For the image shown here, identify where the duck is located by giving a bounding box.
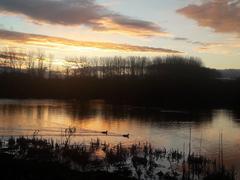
[101,130,108,135]
[122,134,130,138]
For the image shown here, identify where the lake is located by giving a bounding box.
[0,99,239,173]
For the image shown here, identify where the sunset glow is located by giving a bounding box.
[0,0,239,68]
[1,2,240,179]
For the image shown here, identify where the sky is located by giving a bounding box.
[0,0,239,69]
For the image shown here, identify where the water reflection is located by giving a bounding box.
[0,99,239,172]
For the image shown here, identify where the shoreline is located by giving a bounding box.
[0,136,235,180]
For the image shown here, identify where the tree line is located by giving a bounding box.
[0,48,240,108]
[0,48,219,80]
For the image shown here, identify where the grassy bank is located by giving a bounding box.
[0,136,235,180]
[0,153,134,180]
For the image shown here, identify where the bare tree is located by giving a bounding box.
[26,51,35,74]
[48,54,54,78]
[36,50,46,77]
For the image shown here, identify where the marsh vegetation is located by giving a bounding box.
[0,135,235,180]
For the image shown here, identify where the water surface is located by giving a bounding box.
[0,99,239,172]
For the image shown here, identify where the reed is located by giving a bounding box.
[0,136,235,180]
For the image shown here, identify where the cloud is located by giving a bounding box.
[0,29,182,54]
[174,37,188,41]
[177,0,240,35]
[194,39,240,54]
[174,36,240,54]
[174,36,210,46]
[0,0,167,37]
[173,36,236,54]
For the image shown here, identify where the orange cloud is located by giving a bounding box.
[177,0,240,35]
[0,29,182,54]
[0,0,167,37]
[93,17,168,37]
[195,41,240,54]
